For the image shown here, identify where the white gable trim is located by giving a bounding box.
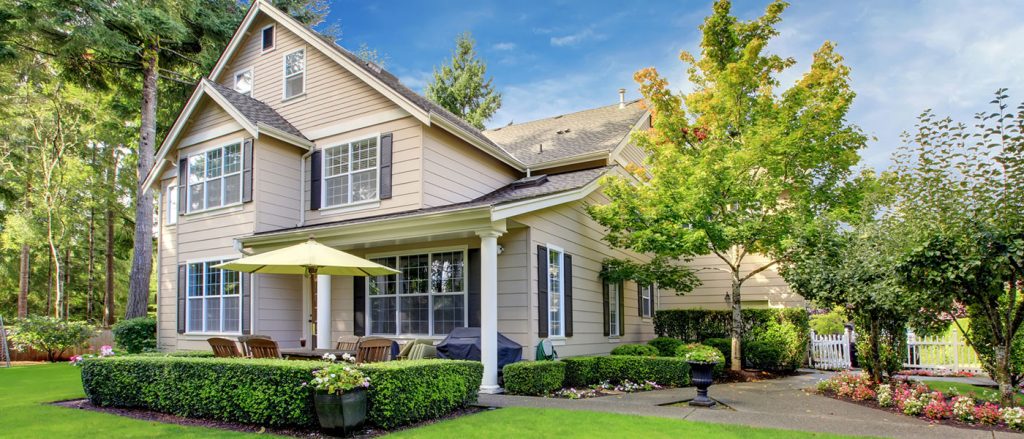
[609,110,652,166]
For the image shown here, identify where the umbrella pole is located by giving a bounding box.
[309,267,318,350]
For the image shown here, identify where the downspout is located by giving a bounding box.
[526,167,531,178]
[298,149,314,227]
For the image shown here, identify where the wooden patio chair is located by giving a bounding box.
[208,337,243,358]
[356,338,393,363]
[246,338,282,359]
[237,334,272,357]
[335,335,361,351]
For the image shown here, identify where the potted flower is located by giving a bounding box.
[308,362,370,434]
[681,344,724,407]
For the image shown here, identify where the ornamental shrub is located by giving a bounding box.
[703,338,732,368]
[595,355,691,387]
[610,343,659,357]
[81,356,481,430]
[502,361,566,396]
[675,343,724,377]
[975,402,1001,424]
[743,320,804,372]
[647,337,684,357]
[562,356,601,388]
[8,316,95,362]
[112,317,157,354]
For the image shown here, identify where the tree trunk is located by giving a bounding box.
[729,273,743,371]
[869,318,882,383]
[88,205,95,322]
[125,42,158,320]
[18,244,29,318]
[46,250,52,316]
[994,344,1015,407]
[104,203,115,328]
[64,248,71,319]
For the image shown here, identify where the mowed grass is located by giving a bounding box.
[0,363,262,438]
[920,379,1024,405]
[386,406,868,439]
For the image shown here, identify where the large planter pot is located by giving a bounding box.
[687,361,717,407]
[314,388,367,434]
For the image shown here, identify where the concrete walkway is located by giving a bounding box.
[478,371,1017,439]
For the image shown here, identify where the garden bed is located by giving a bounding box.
[815,371,1023,434]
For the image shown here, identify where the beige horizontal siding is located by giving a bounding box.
[421,125,518,207]
[254,274,303,348]
[660,253,804,310]
[254,136,302,232]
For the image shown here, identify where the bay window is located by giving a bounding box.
[322,136,378,208]
[186,259,241,333]
[367,249,466,336]
[186,142,242,213]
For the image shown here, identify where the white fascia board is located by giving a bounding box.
[490,173,605,221]
[429,114,526,171]
[529,150,611,172]
[257,122,313,150]
[208,1,263,83]
[608,110,652,164]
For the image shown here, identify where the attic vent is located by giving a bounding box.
[557,128,571,135]
[511,175,548,189]
[365,61,383,74]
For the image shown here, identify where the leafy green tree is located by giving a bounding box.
[888,90,1024,405]
[589,0,866,370]
[9,316,95,362]
[425,32,501,130]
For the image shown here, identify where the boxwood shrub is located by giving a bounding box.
[502,361,566,395]
[703,337,732,368]
[81,356,482,430]
[562,356,690,388]
[647,337,684,357]
[610,343,659,357]
[111,317,157,354]
[562,356,601,388]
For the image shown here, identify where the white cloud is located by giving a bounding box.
[492,42,517,51]
[550,28,603,47]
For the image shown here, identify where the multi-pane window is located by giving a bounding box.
[547,247,565,337]
[261,25,275,51]
[186,260,241,333]
[234,68,253,96]
[283,49,305,99]
[367,250,466,336]
[322,136,378,207]
[608,281,621,337]
[166,186,178,225]
[186,142,242,212]
[640,284,654,318]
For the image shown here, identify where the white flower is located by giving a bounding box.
[1001,406,1024,430]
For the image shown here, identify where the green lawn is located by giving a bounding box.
[920,379,1023,405]
[2,362,862,438]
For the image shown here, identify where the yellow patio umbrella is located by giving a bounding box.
[214,238,398,348]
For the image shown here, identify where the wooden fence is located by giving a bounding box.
[905,327,985,374]
[809,330,852,370]
[8,329,114,362]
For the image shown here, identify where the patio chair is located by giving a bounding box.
[407,343,437,360]
[356,338,393,363]
[396,338,434,360]
[237,334,272,357]
[335,335,361,351]
[247,338,282,359]
[208,337,243,358]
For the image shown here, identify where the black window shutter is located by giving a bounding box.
[353,276,365,336]
[242,138,254,203]
[602,280,610,337]
[618,281,626,336]
[564,254,573,337]
[310,150,322,210]
[536,245,548,338]
[177,265,187,334]
[638,283,644,317]
[177,158,187,215]
[468,249,481,328]
[379,133,393,200]
[241,273,252,335]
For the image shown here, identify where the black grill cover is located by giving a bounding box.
[436,327,522,371]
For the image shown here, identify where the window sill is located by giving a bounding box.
[183,203,244,219]
[549,338,566,346]
[608,337,622,343]
[318,200,380,216]
[181,332,241,340]
[281,93,306,104]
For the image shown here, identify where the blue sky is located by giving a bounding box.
[323,0,1024,169]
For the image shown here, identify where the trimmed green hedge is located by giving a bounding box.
[81,356,481,430]
[610,343,659,357]
[648,337,684,357]
[111,317,157,354]
[502,361,566,396]
[562,356,690,388]
[703,337,732,368]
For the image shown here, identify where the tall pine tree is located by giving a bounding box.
[425,32,502,130]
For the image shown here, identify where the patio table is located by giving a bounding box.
[280,348,355,360]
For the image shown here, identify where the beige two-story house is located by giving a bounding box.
[143,0,800,392]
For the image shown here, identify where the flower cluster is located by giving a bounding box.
[552,380,663,399]
[305,364,370,396]
[922,394,952,420]
[974,402,1002,425]
[69,344,116,366]
[554,387,591,399]
[876,384,894,407]
[817,371,873,400]
[1001,407,1024,430]
[321,352,355,363]
[951,396,976,422]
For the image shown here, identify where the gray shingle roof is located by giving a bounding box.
[252,166,611,236]
[205,79,307,140]
[482,100,648,166]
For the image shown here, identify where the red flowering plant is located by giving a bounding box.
[922,393,952,420]
[974,403,1002,425]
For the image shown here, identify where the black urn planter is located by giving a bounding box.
[687,361,717,407]
[314,389,367,434]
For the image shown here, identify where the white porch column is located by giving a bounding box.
[316,275,332,349]
[477,230,503,394]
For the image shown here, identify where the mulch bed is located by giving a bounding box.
[719,369,793,383]
[815,390,1020,434]
[53,399,487,438]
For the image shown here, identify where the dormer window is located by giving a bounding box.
[283,49,305,100]
[234,68,253,97]
[261,25,275,52]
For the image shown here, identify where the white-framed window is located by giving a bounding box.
[234,68,253,97]
[186,141,243,213]
[547,245,565,338]
[640,284,654,318]
[166,186,178,225]
[283,48,305,99]
[322,135,379,208]
[186,259,241,334]
[608,281,621,337]
[261,25,275,52]
[367,248,467,336]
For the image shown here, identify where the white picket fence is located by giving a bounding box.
[905,326,985,374]
[810,330,852,370]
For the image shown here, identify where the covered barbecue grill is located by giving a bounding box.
[436,327,523,373]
